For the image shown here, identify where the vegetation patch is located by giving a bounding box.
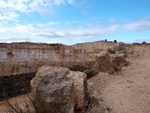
[69,65,98,79]
[69,65,88,72]
[0,73,35,101]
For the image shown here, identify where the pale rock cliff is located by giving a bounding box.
[0,42,88,76]
[72,41,117,54]
[0,41,118,76]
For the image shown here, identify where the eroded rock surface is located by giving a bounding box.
[96,50,127,74]
[0,41,117,76]
[96,52,117,74]
[31,66,75,113]
[0,42,90,76]
[110,53,127,67]
[67,71,89,109]
[31,66,89,112]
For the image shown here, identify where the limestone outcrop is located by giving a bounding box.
[72,41,117,54]
[0,41,123,76]
[96,52,117,74]
[0,42,90,76]
[31,66,89,112]
[110,53,127,67]
[96,50,127,74]
[31,66,75,113]
[67,71,89,109]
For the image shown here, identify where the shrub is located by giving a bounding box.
[0,73,35,101]
[4,93,47,113]
[69,65,87,72]
[114,40,117,43]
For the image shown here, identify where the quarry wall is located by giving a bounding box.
[0,41,117,76]
[72,41,117,54]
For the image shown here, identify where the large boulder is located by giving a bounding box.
[31,66,75,113]
[31,66,89,112]
[67,71,89,109]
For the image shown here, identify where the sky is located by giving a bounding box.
[0,0,150,45]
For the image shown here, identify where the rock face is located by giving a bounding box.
[67,71,89,109]
[0,41,123,76]
[0,42,90,76]
[72,41,117,54]
[96,51,127,74]
[0,41,118,76]
[31,66,89,112]
[110,53,127,67]
[31,66,75,113]
[96,52,117,74]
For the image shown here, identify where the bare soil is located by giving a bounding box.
[88,45,150,113]
[0,94,30,113]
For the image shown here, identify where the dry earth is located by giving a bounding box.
[1,45,150,113]
[88,45,150,113]
[0,94,30,113]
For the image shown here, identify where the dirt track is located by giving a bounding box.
[88,45,150,113]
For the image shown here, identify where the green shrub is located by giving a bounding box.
[0,73,35,101]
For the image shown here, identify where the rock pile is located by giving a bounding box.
[96,46,127,74]
[31,66,89,113]
[96,52,117,74]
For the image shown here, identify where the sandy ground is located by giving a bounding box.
[88,45,150,113]
[0,94,30,113]
[1,45,150,113]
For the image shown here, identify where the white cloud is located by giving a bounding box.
[0,19,150,43]
[0,23,117,40]
[88,19,150,31]
[37,21,58,27]
[0,0,74,21]
[0,12,19,21]
[109,17,115,22]
[125,20,150,31]
[0,36,43,43]
[48,22,58,25]
[67,0,73,4]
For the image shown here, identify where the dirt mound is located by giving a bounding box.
[88,45,150,113]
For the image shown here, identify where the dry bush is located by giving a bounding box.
[4,93,48,113]
[69,65,88,72]
[3,86,48,113]
[5,95,33,113]
[0,73,35,101]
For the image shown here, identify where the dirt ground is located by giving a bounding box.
[0,94,30,113]
[1,45,150,113]
[88,45,150,113]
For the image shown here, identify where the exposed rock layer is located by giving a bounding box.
[67,71,89,109]
[31,66,89,112]
[0,41,117,76]
[31,66,75,113]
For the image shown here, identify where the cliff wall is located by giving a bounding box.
[72,41,117,54]
[0,41,117,76]
[0,42,90,76]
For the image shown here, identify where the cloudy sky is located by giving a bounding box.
[0,0,150,45]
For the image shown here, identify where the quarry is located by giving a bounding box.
[0,40,150,113]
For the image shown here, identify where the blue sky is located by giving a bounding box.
[0,0,150,45]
